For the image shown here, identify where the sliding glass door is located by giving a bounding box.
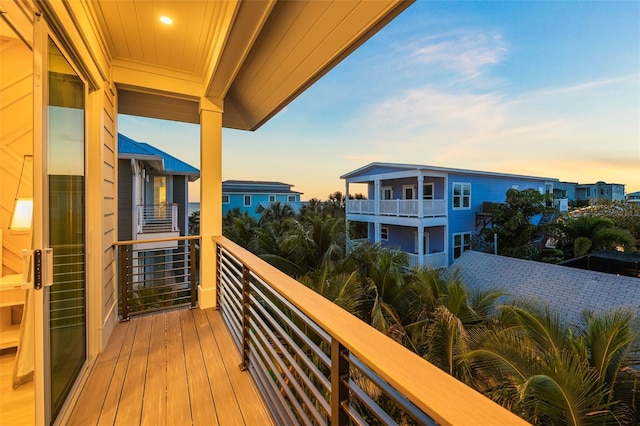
[46,37,87,423]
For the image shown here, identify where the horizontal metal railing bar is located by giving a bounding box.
[249,315,326,425]
[249,351,298,426]
[248,301,331,414]
[250,272,331,346]
[128,273,189,283]
[249,336,312,426]
[214,236,529,426]
[114,235,200,246]
[344,378,397,425]
[250,284,332,379]
[122,290,191,304]
[342,403,368,426]
[348,353,437,426]
[249,276,331,350]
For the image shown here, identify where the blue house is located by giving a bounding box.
[341,162,559,268]
[118,133,199,245]
[626,190,640,203]
[554,181,625,204]
[222,180,303,220]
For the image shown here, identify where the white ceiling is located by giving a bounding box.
[88,0,412,130]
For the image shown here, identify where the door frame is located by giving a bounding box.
[33,15,92,425]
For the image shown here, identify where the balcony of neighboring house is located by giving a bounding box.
[347,198,447,218]
[345,174,448,222]
[135,203,181,249]
[66,235,527,425]
[407,251,448,269]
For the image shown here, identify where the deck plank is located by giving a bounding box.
[193,308,245,425]
[180,309,217,425]
[165,309,191,424]
[67,320,128,425]
[114,315,152,425]
[97,318,139,426]
[205,308,273,425]
[67,308,274,425]
[140,313,167,425]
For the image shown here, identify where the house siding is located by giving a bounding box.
[446,173,548,264]
[100,83,118,347]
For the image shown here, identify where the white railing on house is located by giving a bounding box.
[213,236,527,425]
[346,199,376,214]
[407,251,448,269]
[347,199,446,218]
[136,203,179,234]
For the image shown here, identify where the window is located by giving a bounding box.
[222,195,229,204]
[452,183,471,209]
[423,183,434,200]
[381,187,393,200]
[403,185,415,200]
[243,195,251,206]
[269,195,276,202]
[288,195,296,202]
[585,188,591,198]
[545,183,553,194]
[453,232,471,259]
[381,226,389,241]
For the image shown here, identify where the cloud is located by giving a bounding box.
[406,29,508,77]
[361,86,507,136]
[342,154,387,163]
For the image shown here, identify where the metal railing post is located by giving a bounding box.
[240,264,251,371]
[331,338,349,426]
[120,244,130,321]
[190,238,197,308]
[215,243,221,308]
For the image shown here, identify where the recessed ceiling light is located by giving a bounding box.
[160,16,173,25]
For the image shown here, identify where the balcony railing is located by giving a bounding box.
[407,251,448,269]
[115,236,199,320]
[214,235,527,425]
[136,203,179,234]
[347,199,446,218]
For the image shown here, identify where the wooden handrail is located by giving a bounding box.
[213,235,529,425]
[114,235,200,247]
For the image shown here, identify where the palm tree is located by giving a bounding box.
[264,213,345,277]
[464,304,639,425]
[342,243,410,337]
[404,268,503,381]
[556,215,635,257]
[259,201,294,226]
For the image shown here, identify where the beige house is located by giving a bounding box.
[0,1,526,424]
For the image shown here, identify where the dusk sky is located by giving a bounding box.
[119,1,640,202]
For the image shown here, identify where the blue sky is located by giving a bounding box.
[119,0,639,202]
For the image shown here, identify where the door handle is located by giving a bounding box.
[22,248,53,289]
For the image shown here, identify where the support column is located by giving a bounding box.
[418,227,424,267]
[198,98,223,308]
[374,179,381,216]
[418,174,424,218]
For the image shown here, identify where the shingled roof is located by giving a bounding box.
[450,251,640,326]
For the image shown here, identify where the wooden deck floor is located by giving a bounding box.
[68,308,273,425]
